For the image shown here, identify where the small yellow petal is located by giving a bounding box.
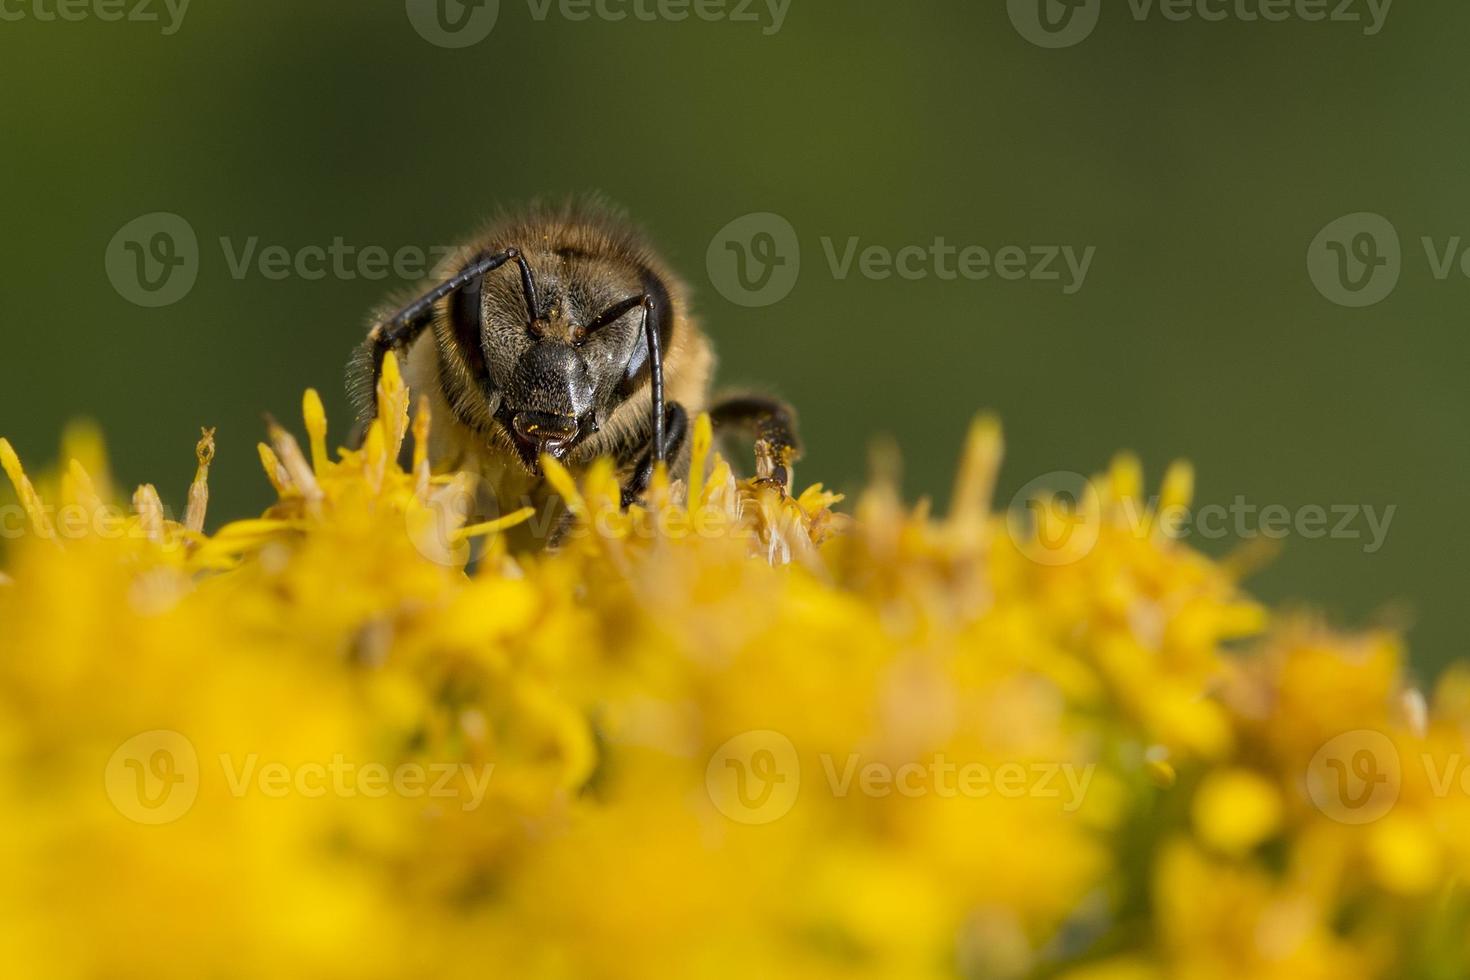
[1192,768,1281,855]
[257,443,289,496]
[1367,815,1442,895]
[541,456,585,522]
[0,438,54,538]
[375,351,410,461]
[948,413,1003,535]
[132,484,165,543]
[453,507,537,542]
[412,395,432,499]
[302,389,329,472]
[1108,452,1143,504]
[687,412,713,508]
[267,419,322,503]
[1155,460,1194,539]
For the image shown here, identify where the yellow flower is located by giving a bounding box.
[0,353,1466,978]
[1192,767,1283,856]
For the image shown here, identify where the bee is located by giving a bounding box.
[349,201,800,542]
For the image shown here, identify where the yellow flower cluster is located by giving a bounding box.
[0,355,1466,979]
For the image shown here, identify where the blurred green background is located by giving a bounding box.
[0,1,1463,673]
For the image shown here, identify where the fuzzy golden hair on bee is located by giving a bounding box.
[349,198,800,540]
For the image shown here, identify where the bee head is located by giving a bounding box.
[455,238,674,473]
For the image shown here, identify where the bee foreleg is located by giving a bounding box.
[621,402,689,508]
[710,395,802,495]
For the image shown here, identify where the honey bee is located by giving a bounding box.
[349,200,800,541]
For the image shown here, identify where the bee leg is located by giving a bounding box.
[710,395,802,495]
[621,402,689,508]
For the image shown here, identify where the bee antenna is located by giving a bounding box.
[582,293,668,463]
[504,247,542,326]
[641,296,666,463]
[364,246,543,407]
